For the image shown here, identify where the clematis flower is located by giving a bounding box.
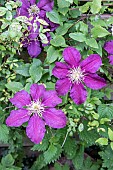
[6,84,67,144]
[52,47,106,105]
[104,40,113,65]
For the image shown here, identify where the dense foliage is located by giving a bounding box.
[0,0,113,169]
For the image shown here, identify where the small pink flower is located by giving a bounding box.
[6,84,67,144]
[52,47,106,105]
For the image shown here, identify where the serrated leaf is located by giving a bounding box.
[30,155,46,170]
[69,33,86,42]
[91,26,110,38]
[96,138,108,145]
[108,128,113,141]
[98,104,113,119]
[0,124,9,143]
[86,38,98,48]
[5,82,23,92]
[1,154,14,167]
[44,145,57,164]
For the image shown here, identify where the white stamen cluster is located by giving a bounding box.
[27,100,44,117]
[68,66,85,84]
[28,5,40,16]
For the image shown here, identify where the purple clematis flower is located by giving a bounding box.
[104,40,113,65]
[52,47,106,105]
[6,84,67,144]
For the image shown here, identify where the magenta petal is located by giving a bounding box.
[63,47,81,67]
[28,41,41,58]
[38,0,54,12]
[104,40,113,54]
[43,108,67,128]
[52,62,69,79]
[10,90,31,108]
[108,55,113,65]
[26,115,46,144]
[6,109,30,127]
[30,84,45,101]
[30,0,36,5]
[70,83,87,105]
[80,54,102,73]
[84,73,106,90]
[42,90,62,107]
[55,78,72,96]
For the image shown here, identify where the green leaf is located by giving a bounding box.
[79,2,91,13]
[69,33,86,42]
[31,155,46,170]
[1,154,14,167]
[96,138,108,145]
[44,145,57,164]
[50,35,66,47]
[5,82,23,92]
[108,128,113,141]
[46,46,59,63]
[98,104,113,119]
[90,0,102,14]
[57,0,70,8]
[110,142,113,150]
[46,10,61,24]
[29,66,42,83]
[86,38,98,48]
[0,124,9,143]
[56,23,72,35]
[91,26,110,38]
[15,64,30,77]
[6,11,12,20]
[0,7,7,16]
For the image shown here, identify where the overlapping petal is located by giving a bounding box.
[42,90,62,107]
[26,115,46,144]
[55,78,72,96]
[28,40,41,58]
[70,83,87,105]
[108,55,113,65]
[43,108,66,128]
[80,54,102,73]
[63,47,81,67]
[84,73,106,90]
[104,40,113,54]
[37,0,54,12]
[10,90,31,108]
[30,84,45,101]
[52,62,69,79]
[6,109,30,127]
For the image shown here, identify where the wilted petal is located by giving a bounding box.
[30,84,45,101]
[43,108,66,128]
[104,40,113,54]
[108,55,113,65]
[80,54,102,73]
[52,62,69,79]
[63,47,81,67]
[10,90,31,108]
[6,109,30,127]
[38,0,54,12]
[84,73,106,90]
[42,90,62,107]
[55,78,72,96]
[26,115,46,144]
[28,41,41,58]
[70,83,87,105]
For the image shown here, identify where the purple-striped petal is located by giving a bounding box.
[38,0,54,12]
[55,78,72,96]
[63,47,81,67]
[30,0,36,5]
[43,108,67,128]
[20,0,30,8]
[70,83,87,105]
[52,62,69,79]
[28,41,41,58]
[42,90,62,107]
[6,109,30,127]
[30,84,45,101]
[108,55,113,65]
[26,115,46,144]
[10,90,31,108]
[80,54,102,73]
[104,40,113,54]
[84,73,106,90]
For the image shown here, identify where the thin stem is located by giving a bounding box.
[61,131,69,148]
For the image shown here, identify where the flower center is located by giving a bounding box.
[28,5,40,16]
[27,100,44,117]
[68,66,85,84]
